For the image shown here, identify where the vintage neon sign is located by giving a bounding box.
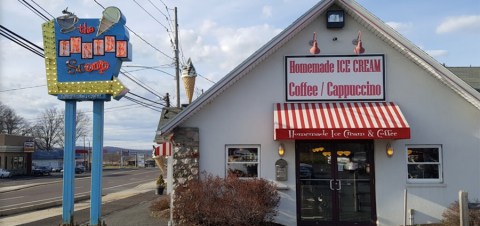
[42,7,132,101]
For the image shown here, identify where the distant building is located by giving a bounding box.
[32,150,64,169]
[0,134,34,175]
[447,67,480,92]
[32,149,90,170]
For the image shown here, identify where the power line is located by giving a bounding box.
[197,73,216,84]
[126,25,174,61]
[21,104,150,123]
[124,96,163,112]
[31,0,55,19]
[93,0,106,9]
[120,70,165,99]
[154,0,172,19]
[0,84,46,93]
[0,31,44,57]
[0,25,44,51]
[122,65,175,78]
[17,0,49,21]
[147,0,175,44]
[0,26,45,58]
[127,91,166,107]
[132,0,172,36]
[93,0,174,61]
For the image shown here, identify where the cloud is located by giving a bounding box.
[436,15,480,34]
[385,21,413,34]
[262,5,273,18]
[179,20,282,81]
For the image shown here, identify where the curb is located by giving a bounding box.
[0,194,91,217]
[0,175,90,193]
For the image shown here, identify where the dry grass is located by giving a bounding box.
[150,195,170,218]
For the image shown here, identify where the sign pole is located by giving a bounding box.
[42,7,131,225]
[90,100,105,226]
[62,100,77,225]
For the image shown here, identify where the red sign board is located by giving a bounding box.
[275,128,410,140]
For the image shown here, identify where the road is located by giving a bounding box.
[0,167,160,216]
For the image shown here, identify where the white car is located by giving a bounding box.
[0,168,12,178]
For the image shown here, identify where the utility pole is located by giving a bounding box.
[174,7,180,108]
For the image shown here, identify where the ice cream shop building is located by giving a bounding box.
[154,0,480,225]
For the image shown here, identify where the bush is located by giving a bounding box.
[156,174,166,187]
[150,195,170,218]
[173,173,280,226]
[150,195,170,212]
[441,201,480,225]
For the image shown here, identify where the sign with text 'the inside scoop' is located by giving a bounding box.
[285,55,385,101]
[42,7,132,101]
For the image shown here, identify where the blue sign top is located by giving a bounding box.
[54,7,132,83]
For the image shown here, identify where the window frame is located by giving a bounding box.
[406,144,443,184]
[225,144,260,178]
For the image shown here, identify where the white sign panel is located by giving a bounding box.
[137,154,145,167]
[285,55,385,101]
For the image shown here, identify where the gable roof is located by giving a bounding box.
[156,0,480,137]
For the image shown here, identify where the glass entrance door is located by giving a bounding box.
[296,141,376,226]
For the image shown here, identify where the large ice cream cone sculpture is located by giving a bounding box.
[153,156,166,175]
[182,58,197,103]
[97,7,125,37]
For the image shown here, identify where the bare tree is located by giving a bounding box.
[57,110,91,148]
[32,107,91,151]
[0,101,30,135]
[0,102,5,133]
[32,108,64,151]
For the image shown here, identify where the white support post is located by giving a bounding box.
[459,190,469,226]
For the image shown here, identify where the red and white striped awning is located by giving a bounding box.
[274,102,410,140]
[152,142,172,158]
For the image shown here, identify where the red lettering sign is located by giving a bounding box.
[94,39,104,56]
[70,37,81,53]
[66,59,110,74]
[59,40,70,56]
[105,36,115,52]
[82,43,93,59]
[116,40,127,58]
[275,128,410,140]
[78,22,95,34]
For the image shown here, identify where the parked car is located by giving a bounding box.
[32,166,51,176]
[60,166,85,174]
[75,166,85,174]
[51,166,63,172]
[0,168,12,178]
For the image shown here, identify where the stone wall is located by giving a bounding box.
[171,127,199,186]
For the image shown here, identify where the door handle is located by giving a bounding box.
[337,180,342,191]
[329,179,334,190]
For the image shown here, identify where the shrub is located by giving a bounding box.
[441,201,480,226]
[173,173,280,226]
[150,195,170,212]
[150,195,170,218]
[156,174,166,187]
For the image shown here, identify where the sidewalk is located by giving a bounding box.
[0,181,170,226]
[97,192,169,226]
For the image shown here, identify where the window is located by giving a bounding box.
[226,145,260,178]
[407,145,442,183]
[12,156,24,170]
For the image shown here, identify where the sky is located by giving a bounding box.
[1,0,479,150]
